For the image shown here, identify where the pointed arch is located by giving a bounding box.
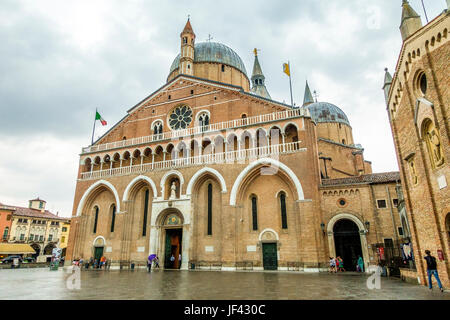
[186,167,227,195]
[230,158,304,206]
[75,180,120,216]
[123,175,158,201]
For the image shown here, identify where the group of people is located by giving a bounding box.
[329,256,345,273]
[72,256,108,269]
[329,256,365,273]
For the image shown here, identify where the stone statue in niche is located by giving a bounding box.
[425,123,444,167]
[169,181,177,199]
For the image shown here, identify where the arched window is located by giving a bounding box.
[110,205,116,233]
[93,206,99,234]
[198,113,210,132]
[280,192,288,229]
[153,121,163,137]
[251,196,258,231]
[143,189,149,237]
[207,184,213,235]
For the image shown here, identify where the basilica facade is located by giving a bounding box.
[66,19,405,272]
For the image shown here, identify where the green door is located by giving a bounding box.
[94,247,103,262]
[262,243,278,270]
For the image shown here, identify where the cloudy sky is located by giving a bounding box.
[0,0,447,217]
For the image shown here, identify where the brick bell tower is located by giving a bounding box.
[179,18,195,76]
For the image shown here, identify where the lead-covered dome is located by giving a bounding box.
[169,42,248,76]
[307,102,350,126]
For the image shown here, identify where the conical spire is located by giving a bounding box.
[382,68,393,106]
[400,0,422,41]
[303,81,314,106]
[401,0,420,24]
[252,55,264,78]
[181,18,195,36]
[250,49,271,99]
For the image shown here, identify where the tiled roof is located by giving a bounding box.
[321,172,400,186]
[29,197,46,202]
[4,204,68,220]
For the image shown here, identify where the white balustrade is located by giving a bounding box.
[80,142,306,180]
[82,108,308,154]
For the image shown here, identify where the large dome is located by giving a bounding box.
[307,102,350,126]
[169,42,248,76]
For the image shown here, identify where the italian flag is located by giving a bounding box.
[95,111,107,126]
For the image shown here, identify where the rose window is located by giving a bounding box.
[168,105,192,130]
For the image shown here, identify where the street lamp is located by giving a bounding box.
[365,221,370,233]
[320,222,326,235]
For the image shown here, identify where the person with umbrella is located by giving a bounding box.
[147,254,156,272]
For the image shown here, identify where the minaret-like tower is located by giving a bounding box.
[400,0,422,41]
[382,68,393,106]
[250,49,271,99]
[302,80,314,107]
[180,18,196,76]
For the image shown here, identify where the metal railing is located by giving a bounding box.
[81,108,309,154]
[80,141,305,180]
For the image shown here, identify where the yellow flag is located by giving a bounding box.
[283,63,290,76]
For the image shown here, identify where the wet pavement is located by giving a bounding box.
[1,268,449,300]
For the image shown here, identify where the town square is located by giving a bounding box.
[0,0,449,304]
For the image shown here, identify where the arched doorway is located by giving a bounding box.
[154,210,184,270]
[92,236,105,265]
[43,243,56,263]
[30,243,40,259]
[333,219,363,271]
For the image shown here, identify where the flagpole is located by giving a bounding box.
[421,0,429,23]
[91,108,97,146]
[288,61,294,108]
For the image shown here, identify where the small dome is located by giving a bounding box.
[307,102,350,126]
[169,42,248,76]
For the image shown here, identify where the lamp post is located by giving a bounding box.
[365,221,370,233]
[320,222,326,235]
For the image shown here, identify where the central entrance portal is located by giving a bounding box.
[262,243,278,270]
[94,246,104,262]
[333,219,363,271]
[164,228,182,269]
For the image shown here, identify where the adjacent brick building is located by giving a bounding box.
[384,1,450,286]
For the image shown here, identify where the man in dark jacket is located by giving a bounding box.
[424,250,444,292]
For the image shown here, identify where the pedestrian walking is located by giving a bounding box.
[147,254,155,272]
[154,256,160,269]
[337,256,345,272]
[170,254,175,268]
[424,250,444,292]
[329,257,336,273]
[100,256,106,269]
[357,256,364,273]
